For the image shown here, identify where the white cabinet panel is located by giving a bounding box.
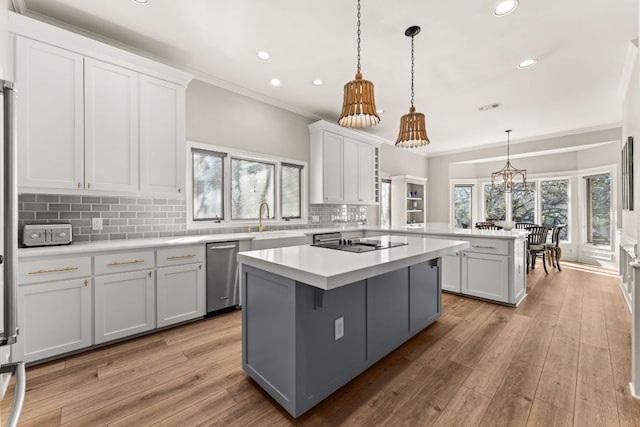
[140,75,185,195]
[84,58,139,192]
[157,263,205,327]
[94,269,155,344]
[343,138,359,202]
[16,37,84,190]
[462,251,509,303]
[441,252,462,293]
[322,131,343,202]
[17,278,91,363]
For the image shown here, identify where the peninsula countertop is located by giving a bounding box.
[237,234,469,290]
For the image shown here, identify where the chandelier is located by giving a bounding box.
[491,129,526,193]
[396,26,429,148]
[338,0,380,129]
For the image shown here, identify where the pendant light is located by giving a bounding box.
[338,0,380,128]
[396,26,429,148]
[491,129,527,193]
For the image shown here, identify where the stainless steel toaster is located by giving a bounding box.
[22,223,73,247]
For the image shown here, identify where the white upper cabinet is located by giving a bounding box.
[16,37,84,190]
[139,75,185,195]
[9,12,192,196]
[309,120,381,205]
[84,58,139,192]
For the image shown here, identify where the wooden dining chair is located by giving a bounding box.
[515,222,536,230]
[545,225,565,271]
[526,226,551,274]
[475,222,503,230]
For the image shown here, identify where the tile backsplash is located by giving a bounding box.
[18,193,369,242]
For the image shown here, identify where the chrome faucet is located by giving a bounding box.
[258,202,270,232]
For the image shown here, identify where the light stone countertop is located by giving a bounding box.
[238,234,470,290]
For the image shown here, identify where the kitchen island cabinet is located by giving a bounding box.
[238,235,468,417]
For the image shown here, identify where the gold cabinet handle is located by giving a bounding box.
[87,183,91,189]
[107,259,145,267]
[77,182,82,189]
[84,279,89,287]
[148,271,152,277]
[29,266,79,275]
[167,254,196,260]
[472,245,498,250]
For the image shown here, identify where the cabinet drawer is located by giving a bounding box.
[19,256,91,285]
[464,238,508,256]
[95,250,155,275]
[157,245,204,268]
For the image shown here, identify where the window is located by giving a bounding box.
[512,182,536,223]
[282,163,302,219]
[231,159,275,220]
[188,142,307,228]
[484,184,506,221]
[454,185,472,228]
[192,149,224,221]
[380,179,391,227]
[586,174,611,245]
[540,179,569,240]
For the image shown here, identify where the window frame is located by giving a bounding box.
[380,176,392,228]
[584,173,612,246]
[186,141,308,230]
[453,183,474,228]
[281,162,303,220]
[191,148,226,222]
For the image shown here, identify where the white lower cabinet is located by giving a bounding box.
[441,252,462,293]
[17,277,92,363]
[94,269,155,344]
[461,251,509,303]
[157,263,205,328]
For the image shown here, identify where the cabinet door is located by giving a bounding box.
[441,252,462,293]
[461,251,509,303]
[84,58,139,192]
[342,138,359,203]
[139,75,185,195]
[322,131,343,202]
[17,278,91,363]
[16,37,84,190]
[94,270,155,344]
[357,143,375,203]
[157,263,205,328]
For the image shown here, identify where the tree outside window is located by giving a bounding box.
[192,150,224,220]
[586,174,611,245]
[512,182,536,224]
[454,185,472,228]
[484,184,506,221]
[540,179,569,240]
[231,159,275,220]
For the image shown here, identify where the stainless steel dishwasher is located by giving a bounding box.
[206,241,240,315]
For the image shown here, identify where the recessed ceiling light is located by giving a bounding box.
[376,109,384,114]
[132,0,149,4]
[477,103,501,111]
[256,51,271,61]
[312,79,324,86]
[269,78,282,87]
[493,0,518,16]
[518,58,537,69]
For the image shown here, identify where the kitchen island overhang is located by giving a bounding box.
[238,235,469,418]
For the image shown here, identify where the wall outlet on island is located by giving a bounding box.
[92,217,103,231]
[334,317,344,340]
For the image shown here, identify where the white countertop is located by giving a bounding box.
[17,223,525,258]
[238,235,470,290]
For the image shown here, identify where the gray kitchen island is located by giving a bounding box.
[237,235,469,418]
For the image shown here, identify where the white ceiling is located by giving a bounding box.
[12,0,639,156]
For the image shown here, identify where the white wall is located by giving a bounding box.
[379,143,428,178]
[0,0,9,79]
[622,54,640,243]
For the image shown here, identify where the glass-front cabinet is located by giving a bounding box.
[391,175,427,227]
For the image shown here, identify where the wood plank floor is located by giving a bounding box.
[3,261,640,426]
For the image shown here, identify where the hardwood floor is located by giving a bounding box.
[3,261,640,426]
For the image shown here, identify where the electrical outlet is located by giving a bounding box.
[92,217,103,231]
[334,317,344,340]
[312,215,319,223]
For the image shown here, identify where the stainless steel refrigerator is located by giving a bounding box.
[0,79,26,426]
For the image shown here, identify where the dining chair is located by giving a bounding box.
[475,222,503,230]
[515,222,536,230]
[545,225,565,271]
[526,226,551,274]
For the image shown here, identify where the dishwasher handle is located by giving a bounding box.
[209,245,238,250]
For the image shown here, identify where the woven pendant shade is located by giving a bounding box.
[396,106,429,148]
[339,73,380,128]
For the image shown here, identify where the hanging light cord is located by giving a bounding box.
[410,33,415,107]
[506,130,511,160]
[356,0,361,74]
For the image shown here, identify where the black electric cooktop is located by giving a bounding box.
[311,238,408,253]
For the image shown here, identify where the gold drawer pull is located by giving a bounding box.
[167,254,196,260]
[107,259,145,266]
[472,245,498,250]
[28,266,79,275]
